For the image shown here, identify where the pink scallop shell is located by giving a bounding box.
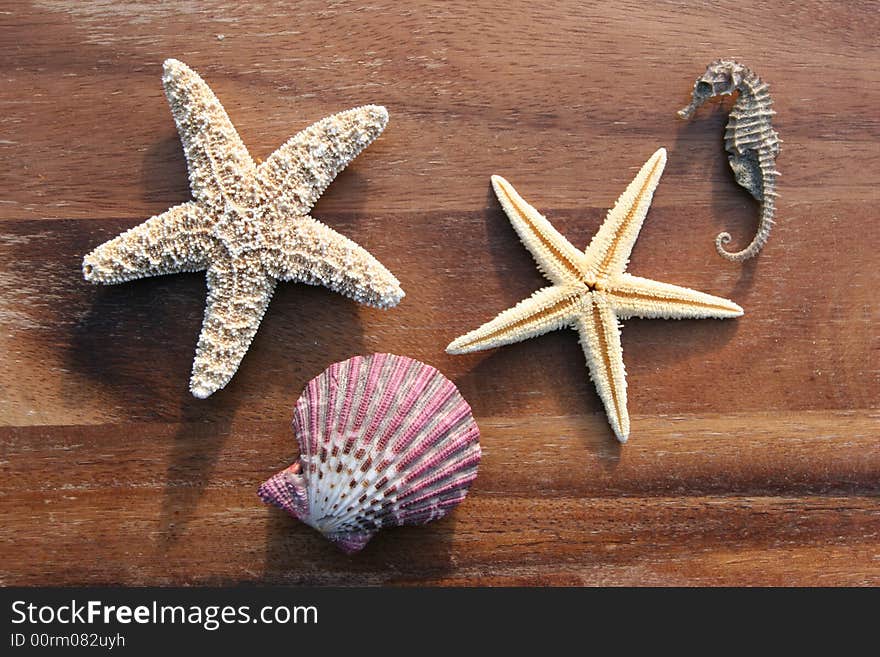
[259,353,481,554]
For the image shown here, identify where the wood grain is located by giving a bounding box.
[1,0,877,586]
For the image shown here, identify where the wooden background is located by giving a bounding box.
[1,1,877,586]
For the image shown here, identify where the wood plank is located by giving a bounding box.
[1,2,877,220]
[1,205,876,426]
[1,412,877,585]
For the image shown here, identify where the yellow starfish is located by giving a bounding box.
[83,59,404,399]
[447,148,743,443]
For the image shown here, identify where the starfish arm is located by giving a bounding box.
[82,202,214,284]
[257,105,389,217]
[189,260,277,398]
[575,296,630,443]
[162,59,256,210]
[261,215,404,309]
[446,285,582,354]
[583,148,667,282]
[490,175,587,286]
[606,274,744,320]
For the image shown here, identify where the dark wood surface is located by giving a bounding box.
[1,1,877,586]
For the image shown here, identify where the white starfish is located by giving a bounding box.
[83,59,404,398]
[447,148,743,443]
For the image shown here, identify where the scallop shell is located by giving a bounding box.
[259,353,481,554]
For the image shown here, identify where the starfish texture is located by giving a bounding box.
[447,148,743,443]
[83,59,404,398]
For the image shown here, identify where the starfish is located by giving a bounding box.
[83,59,404,398]
[447,148,743,443]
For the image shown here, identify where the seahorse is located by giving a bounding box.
[678,60,781,261]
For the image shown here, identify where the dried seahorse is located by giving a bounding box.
[678,60,781,261]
